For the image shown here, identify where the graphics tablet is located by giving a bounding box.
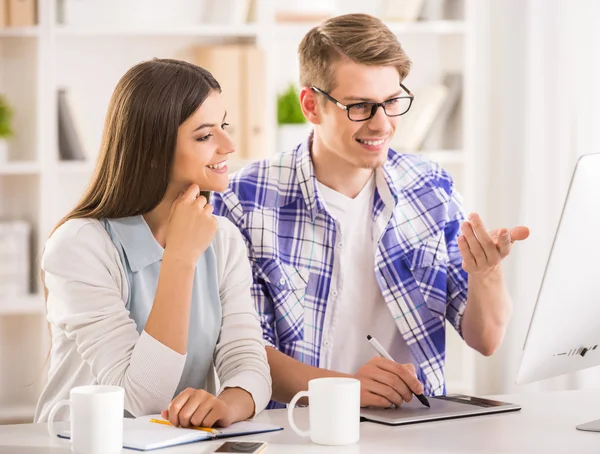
[360,394,521,426]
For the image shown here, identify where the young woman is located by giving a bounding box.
[34,59,271,428]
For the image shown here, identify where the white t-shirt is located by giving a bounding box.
[317,176,412,374]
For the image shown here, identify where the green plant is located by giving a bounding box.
[0,96,13,139]
[277,84,306,125]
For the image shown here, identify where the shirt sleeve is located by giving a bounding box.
[42,221,187,417]
[442,176,469,337]
[213,218,273,416]
[250,276,278,349]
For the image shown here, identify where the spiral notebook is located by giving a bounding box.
[58,414,283,451]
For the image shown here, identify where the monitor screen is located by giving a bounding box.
[517,153,600,385]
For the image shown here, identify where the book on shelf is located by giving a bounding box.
[443,0,464,20]
[393,73,463,153]
[57,0,114,26]
[274,0,336,23]
[0,1,6,28]
[56,0,110,26]
[418,0,444,21]
[0,221,31,298]
[419,0,465,21]
[194,45,246,155]
[383,0,426,22]
[242,46,268,159]
[57,0,207,28]
[57,89,86,161]
[193,44,266,161]
[203,0,253,25]
[7,0,37,27]
[422,73,463,149]
[393,83,448,152]
[275,11,332,23]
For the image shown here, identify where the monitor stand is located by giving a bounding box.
[576,419,600,432]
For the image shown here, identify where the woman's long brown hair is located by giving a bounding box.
[55,58,220,230]
[39,59,221,371]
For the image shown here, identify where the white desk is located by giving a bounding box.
[0,390,598,454]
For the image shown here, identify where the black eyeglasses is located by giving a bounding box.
[310,84,414,122]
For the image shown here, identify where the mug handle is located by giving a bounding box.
[287,391,310,438]
[47,399,70,439]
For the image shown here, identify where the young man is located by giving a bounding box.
[212,13,529,409]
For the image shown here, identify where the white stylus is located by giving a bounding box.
[366,334,430,408]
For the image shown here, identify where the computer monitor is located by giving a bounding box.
[517,152,600,432]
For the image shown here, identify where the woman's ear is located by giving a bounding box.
[300,87,321,125]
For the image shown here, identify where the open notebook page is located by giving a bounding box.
[59,414,282,451]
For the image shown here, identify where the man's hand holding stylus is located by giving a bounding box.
[354,357,424,407]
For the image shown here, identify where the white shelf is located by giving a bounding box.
[386,20,466,35]
[56,161,95,175]
[276,20,465,36]
[55,159,256,175]
[0,294,45,316]
[0,27,39,37]
[54,24,259,38]
[0,162,41,175]
[0,404,36,422]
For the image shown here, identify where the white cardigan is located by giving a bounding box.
[35,216,272,422]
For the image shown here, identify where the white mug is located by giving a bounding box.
[47,385,125,454]
[287,377,360,446]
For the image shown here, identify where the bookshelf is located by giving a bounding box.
[0,294,44,316]
[0,27,39,37]
[274,19,465,37]
[54,161,95,174]
[0,162,41,175]
[54,24,260,37]
[0,0,485,422]
[387,19,466,34]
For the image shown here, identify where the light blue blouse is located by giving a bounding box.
[101,216,221,397]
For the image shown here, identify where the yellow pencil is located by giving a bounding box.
[149,418,220,434]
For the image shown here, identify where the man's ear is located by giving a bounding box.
[300,87,321,125]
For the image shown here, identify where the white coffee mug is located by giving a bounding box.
[287,377,360,446]
[47,385,125,454]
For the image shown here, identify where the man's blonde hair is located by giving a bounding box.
[298,13,411,92]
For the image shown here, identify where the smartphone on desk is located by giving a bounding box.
[213,441,268,453]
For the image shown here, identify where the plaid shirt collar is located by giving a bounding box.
[295,132,400,221]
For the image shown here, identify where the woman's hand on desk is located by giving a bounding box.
[161,388,234,429]
[354,357,424,408]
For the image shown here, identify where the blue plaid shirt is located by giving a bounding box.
[212,138,469,407]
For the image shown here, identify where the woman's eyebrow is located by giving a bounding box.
[193,111,227,132]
